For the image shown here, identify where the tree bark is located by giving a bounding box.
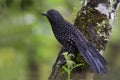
[49,0,120,80]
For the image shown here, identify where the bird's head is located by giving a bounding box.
[42,9,64,22]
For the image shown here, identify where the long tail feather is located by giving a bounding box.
[76,42,107,74]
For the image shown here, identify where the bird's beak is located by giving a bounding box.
[42,12,48,16]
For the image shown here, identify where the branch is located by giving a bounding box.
[48,0,120,80]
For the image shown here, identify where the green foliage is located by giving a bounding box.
[62,52,83,80]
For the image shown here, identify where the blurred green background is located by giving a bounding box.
[0,0,120,80]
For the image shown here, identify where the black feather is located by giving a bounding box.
[42,9,107,74]
[75,42,107,74]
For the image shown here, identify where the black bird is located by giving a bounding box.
[42,9,107,74]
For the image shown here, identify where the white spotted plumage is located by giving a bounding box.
[43,9,107,74]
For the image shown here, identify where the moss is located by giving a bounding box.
[73,53,89,71]
[62,52,88,72]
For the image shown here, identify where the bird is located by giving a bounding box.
[42,9,107,74]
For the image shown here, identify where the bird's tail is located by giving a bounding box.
[76,42,107,74]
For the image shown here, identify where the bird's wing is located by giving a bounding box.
[74,39,107,74]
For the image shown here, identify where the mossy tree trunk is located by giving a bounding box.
[49,0,120,80]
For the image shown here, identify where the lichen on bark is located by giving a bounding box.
[74,1,110,54]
